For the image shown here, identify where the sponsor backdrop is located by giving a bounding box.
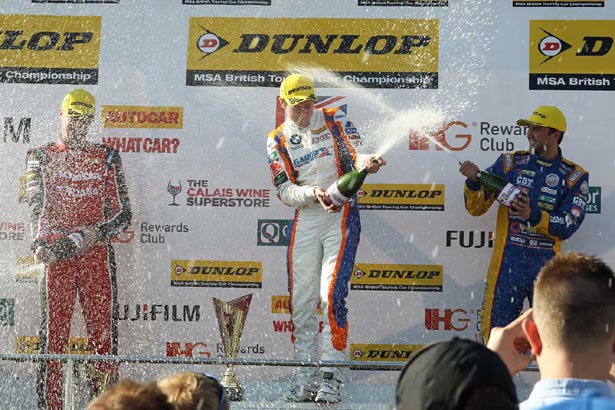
[0,0,613,387]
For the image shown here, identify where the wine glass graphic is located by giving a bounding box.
[167,179,182,206]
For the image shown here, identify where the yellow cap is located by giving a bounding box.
[517,105,566,133]
[279,74,317,106]
[61,89,95,118]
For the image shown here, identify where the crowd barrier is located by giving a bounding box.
[0,353,538,410]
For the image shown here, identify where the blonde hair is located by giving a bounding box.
[87,379,173,410]
[158,371,229,410]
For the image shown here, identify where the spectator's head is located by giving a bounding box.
[86,379,173,410]
[530,251,615,353]
[396,338,518,410]
[158,371,230,410]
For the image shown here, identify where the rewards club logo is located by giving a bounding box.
[425,308,472,331]
[166,341,211,358]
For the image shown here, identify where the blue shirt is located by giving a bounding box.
[521,379,615,410]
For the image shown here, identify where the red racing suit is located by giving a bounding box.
[23,138,132,410]
[464,150,588,341]
[267,107,366,384]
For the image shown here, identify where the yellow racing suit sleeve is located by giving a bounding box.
[463,181,496,216]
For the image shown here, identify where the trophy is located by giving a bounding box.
[213,294,253,401]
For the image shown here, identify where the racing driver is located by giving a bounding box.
[459,105,589,342]
[23,89,132,410]
[267,73,385,404]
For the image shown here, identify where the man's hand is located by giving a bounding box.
[73,225,102,255]
[365,155,386,174]
[487,308,534,376]
[35,245,56,265]
[459,161,480,183]
[314,187,341,213]
[509,192,532,220]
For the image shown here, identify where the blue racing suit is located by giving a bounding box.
[464,150,589,339]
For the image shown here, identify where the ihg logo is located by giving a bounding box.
[257,219,291,246]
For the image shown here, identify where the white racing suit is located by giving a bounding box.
[267,107,366,384]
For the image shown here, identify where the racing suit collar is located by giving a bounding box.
[533,147,562,167]
[56,137,89,151]
[56,137,68,151]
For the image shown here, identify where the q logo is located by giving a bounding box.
[257,219,291,247]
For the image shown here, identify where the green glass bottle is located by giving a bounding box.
[324,167,370,207]
[476,170,522,207]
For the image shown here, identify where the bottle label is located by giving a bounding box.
[325,184,350,207]
[496,183,522,207]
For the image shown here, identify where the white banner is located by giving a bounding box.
[0,1,613,388]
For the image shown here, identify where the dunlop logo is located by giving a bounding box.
[0,15,101,84]
[186,17,439,89]
[529,20,615,90]
[358,184,445,211]
[350,343,422,362]
[352,263,443,291]
[171,260,262,288]
[16,336,90,354]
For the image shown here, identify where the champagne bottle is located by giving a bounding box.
[46,230,85,260]
[476,170,522,207]
[324,167,370,207]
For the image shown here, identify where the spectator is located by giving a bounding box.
[488,252,615,409]
[158,371,230,410]
[396,337,518,410]
[87,379,173,410]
